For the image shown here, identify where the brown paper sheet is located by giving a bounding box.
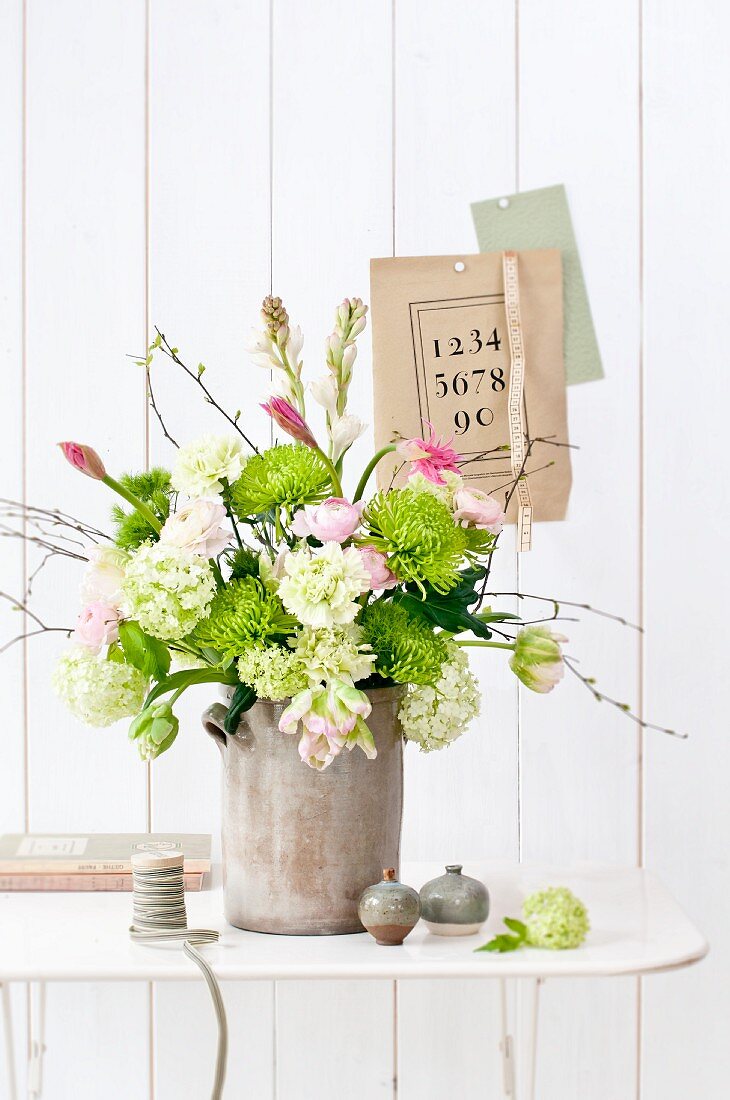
[370,250,571,522]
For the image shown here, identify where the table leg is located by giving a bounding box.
[498,978,515,1096]
[27,982,46,1099]
[521,978,542,1100]
[1,983,18,1100]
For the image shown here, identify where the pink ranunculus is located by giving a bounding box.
[358,545,398,590]
[72,601,121,652]
[291,497,363,543]
[452,487,506,534]
[159,499,233,558]
[396,421,462,486]
[58,441,107,481]
[262,396,318,450]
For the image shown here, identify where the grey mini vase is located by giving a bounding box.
[358,868,421,946]
[419,864,489,936]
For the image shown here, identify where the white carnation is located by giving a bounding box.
[122,541,216,641]
[171,435,245,497]
[399,644,480,752]
[278,542,369,628]
[52,647,147,728]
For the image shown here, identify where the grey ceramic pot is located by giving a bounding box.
[358,868,421,946]
[419,864,489,936]
[202,685,405,936]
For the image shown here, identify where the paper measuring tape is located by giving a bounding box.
[502,250,533,552]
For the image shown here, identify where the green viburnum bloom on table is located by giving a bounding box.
[360,599,448,685]
[231,443,330,520]
[122,541,217,641]
[128,700,180,760]
[171,435,245,497]
[476,886,590,953]
[52,648,147,728]
[192,577,298,662]
[398,643,481,751]
[278,542,370,628]
[236,644,309,701]
[362,488,468,595]
[509,625,567,693]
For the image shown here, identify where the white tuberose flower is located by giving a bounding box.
[278,542,369,628]
[171,435,244,497]
[330,414,367,462]
[159,499,233,557]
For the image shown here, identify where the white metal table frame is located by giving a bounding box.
[0,862,708,1099]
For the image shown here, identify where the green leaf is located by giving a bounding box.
[224,683,257,734]
[143,666,237,709]
[106,642,125,664]
[503,917,527,937]
[118,620,171,682]
[197,362,206,377]
[475,933,523,953]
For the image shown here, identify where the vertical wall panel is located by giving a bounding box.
[270,2,395,1095]
[642,2,730,1097]
[0,2,29,1091]
[518,2,641,1096]
[394,3,518,1096]
[23,1,150,1095]
[146,1,275,1095]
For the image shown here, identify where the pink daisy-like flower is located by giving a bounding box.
[396,421,462,486]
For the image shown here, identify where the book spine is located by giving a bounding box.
[0,873,205,892]
[0,859,210,874]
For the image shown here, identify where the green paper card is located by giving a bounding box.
[471,184,603,385]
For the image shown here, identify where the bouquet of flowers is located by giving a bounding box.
[2,295,680,770]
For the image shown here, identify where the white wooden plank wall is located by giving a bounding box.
[0,1,726,1097]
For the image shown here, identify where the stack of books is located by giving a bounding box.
[0,833,212,891]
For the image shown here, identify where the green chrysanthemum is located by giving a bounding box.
[192,577,298,661]
[362,489,467,594]
[231,444,330,520]
[111,467,173,550]
[360,599,448,685]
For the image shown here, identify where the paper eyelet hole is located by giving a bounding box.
[454,261,465,273]
[498,197,510,209]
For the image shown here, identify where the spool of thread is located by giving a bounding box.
[129,850,227,1099]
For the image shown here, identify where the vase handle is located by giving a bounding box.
[202,702,229,755]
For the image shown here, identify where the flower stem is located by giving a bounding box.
[102,475,161,534]
[353,445,397,503]
[315,448,344,497]
[454,640,515,651]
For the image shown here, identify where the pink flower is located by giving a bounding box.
[452,487,505,534]
[72,601,121,652]
[396,421,462,486]
[159,499,233,557]
[358,545,398,590]
[262,397,318,450]
[279,681,373,770]
[291,497,363,543]
[58,442,107,481]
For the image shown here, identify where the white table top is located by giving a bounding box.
[0,862,707,983]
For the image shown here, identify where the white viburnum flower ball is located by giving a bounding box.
[122,541,216,640]
[278,542,369,628]
[171,435,245,497]
[52,647,147,728]
[399,643,480,752]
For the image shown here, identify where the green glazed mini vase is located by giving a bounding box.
[358,868,421,946]
[419,864,489,936]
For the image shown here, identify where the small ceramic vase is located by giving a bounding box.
[419,864,489,936]
[358,868,421,945]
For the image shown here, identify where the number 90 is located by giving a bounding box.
[453,408,493,435]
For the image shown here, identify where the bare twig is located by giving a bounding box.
[486,592,642,632]
[145,365,179,449]
[0,590,73,655]
[154,329,260,454]
[562,656,687,739]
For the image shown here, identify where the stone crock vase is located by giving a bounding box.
[202,685,405,935]
[419,864,489,936]
[358,868,421,946]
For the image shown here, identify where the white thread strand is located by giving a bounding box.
[129,853,227,1099]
